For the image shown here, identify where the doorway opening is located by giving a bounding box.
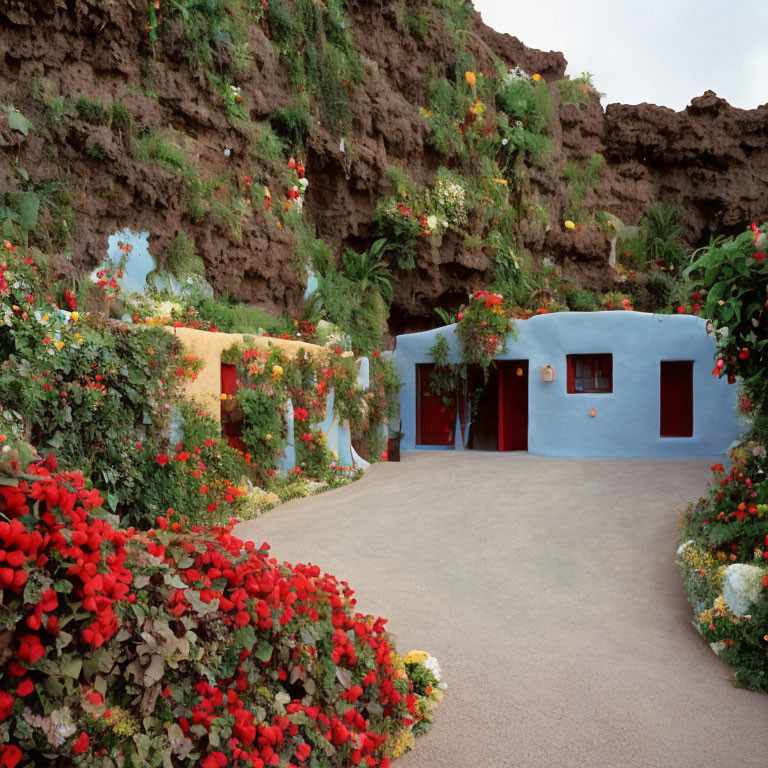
[468,360,529,451]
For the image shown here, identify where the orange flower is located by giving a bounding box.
[465,71,476,86]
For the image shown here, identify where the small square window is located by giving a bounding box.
[567,354,613,394]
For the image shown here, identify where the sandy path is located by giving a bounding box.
[236,452,768,767]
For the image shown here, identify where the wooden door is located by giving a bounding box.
[416,364,456,446]
[660,361,693,437]
[498,361,528,451]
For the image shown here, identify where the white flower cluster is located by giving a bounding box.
[432,178,466,225]
[422,653,442,682]
[504,66,531,83]
[722,563,766,616]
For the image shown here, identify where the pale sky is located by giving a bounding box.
[474,0,768,111]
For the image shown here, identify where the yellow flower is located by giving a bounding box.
[265,434,272,442]
[390,729,416,759]
[465,71,476,86]
[564,220,576,230]
[75,333,84,344]
[532,73,542,82]
[403,650,429,665]
[492,178,508,186]
[272,364,284,378]
[220,393,228,401]
[70,311,79,322]
[54,340,65,350]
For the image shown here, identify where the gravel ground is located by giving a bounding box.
[236,451,768,768]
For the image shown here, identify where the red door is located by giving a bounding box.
[221,363,248,452]
[498,361,528,451]
[416,364,456,446]
[660,361,693,437]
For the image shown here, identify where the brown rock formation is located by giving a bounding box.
[1,0,766,331]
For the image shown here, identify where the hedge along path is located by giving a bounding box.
[167,326,352,419]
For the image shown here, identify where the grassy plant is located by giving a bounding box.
[642,203,688,269]
[267,0,362,135]
[189,291,277,333]
[86,143,108,160]
[252,123,287,169]
[403,10,430,39]
[341,239,394,305]
[556,73,599,109]
[163,232,204,278]
[110,101,131,129]
[131,131,189,171]
[75,96,110,125]
[31,178,76,251]
[561,153,603,221]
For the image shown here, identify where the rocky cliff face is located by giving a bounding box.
[1,0,766,331]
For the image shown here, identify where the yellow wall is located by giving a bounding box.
[167,326,329,419]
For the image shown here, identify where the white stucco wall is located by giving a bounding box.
[394,311,743,458]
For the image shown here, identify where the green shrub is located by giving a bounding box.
[561,153,603,220]
[75,96,110,125]
[131,131,189,171]
[564,288,598,311]
[86,143,108,160]
[252,122,287,167]
[496,77,550,135]
[267,0,296,44]
[163,232,204,278]
[110,100,131,128]
[403,10,430,39]
[190,292,278,334]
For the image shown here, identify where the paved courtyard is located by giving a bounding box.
[236,452,768,767]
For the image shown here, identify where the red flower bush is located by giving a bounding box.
[0,453,439,765]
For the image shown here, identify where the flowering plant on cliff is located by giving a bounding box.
[0,451,442,767]
[455,290,518,370]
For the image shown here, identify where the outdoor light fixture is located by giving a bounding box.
[541,365,556,382]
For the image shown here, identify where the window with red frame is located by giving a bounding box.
[567,354,613,393]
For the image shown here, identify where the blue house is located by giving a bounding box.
[393,311,742,458]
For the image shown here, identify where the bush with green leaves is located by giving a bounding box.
[0,241,253,526]
[675,221,768,691]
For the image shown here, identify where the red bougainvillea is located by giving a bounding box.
[0,452,440,766]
